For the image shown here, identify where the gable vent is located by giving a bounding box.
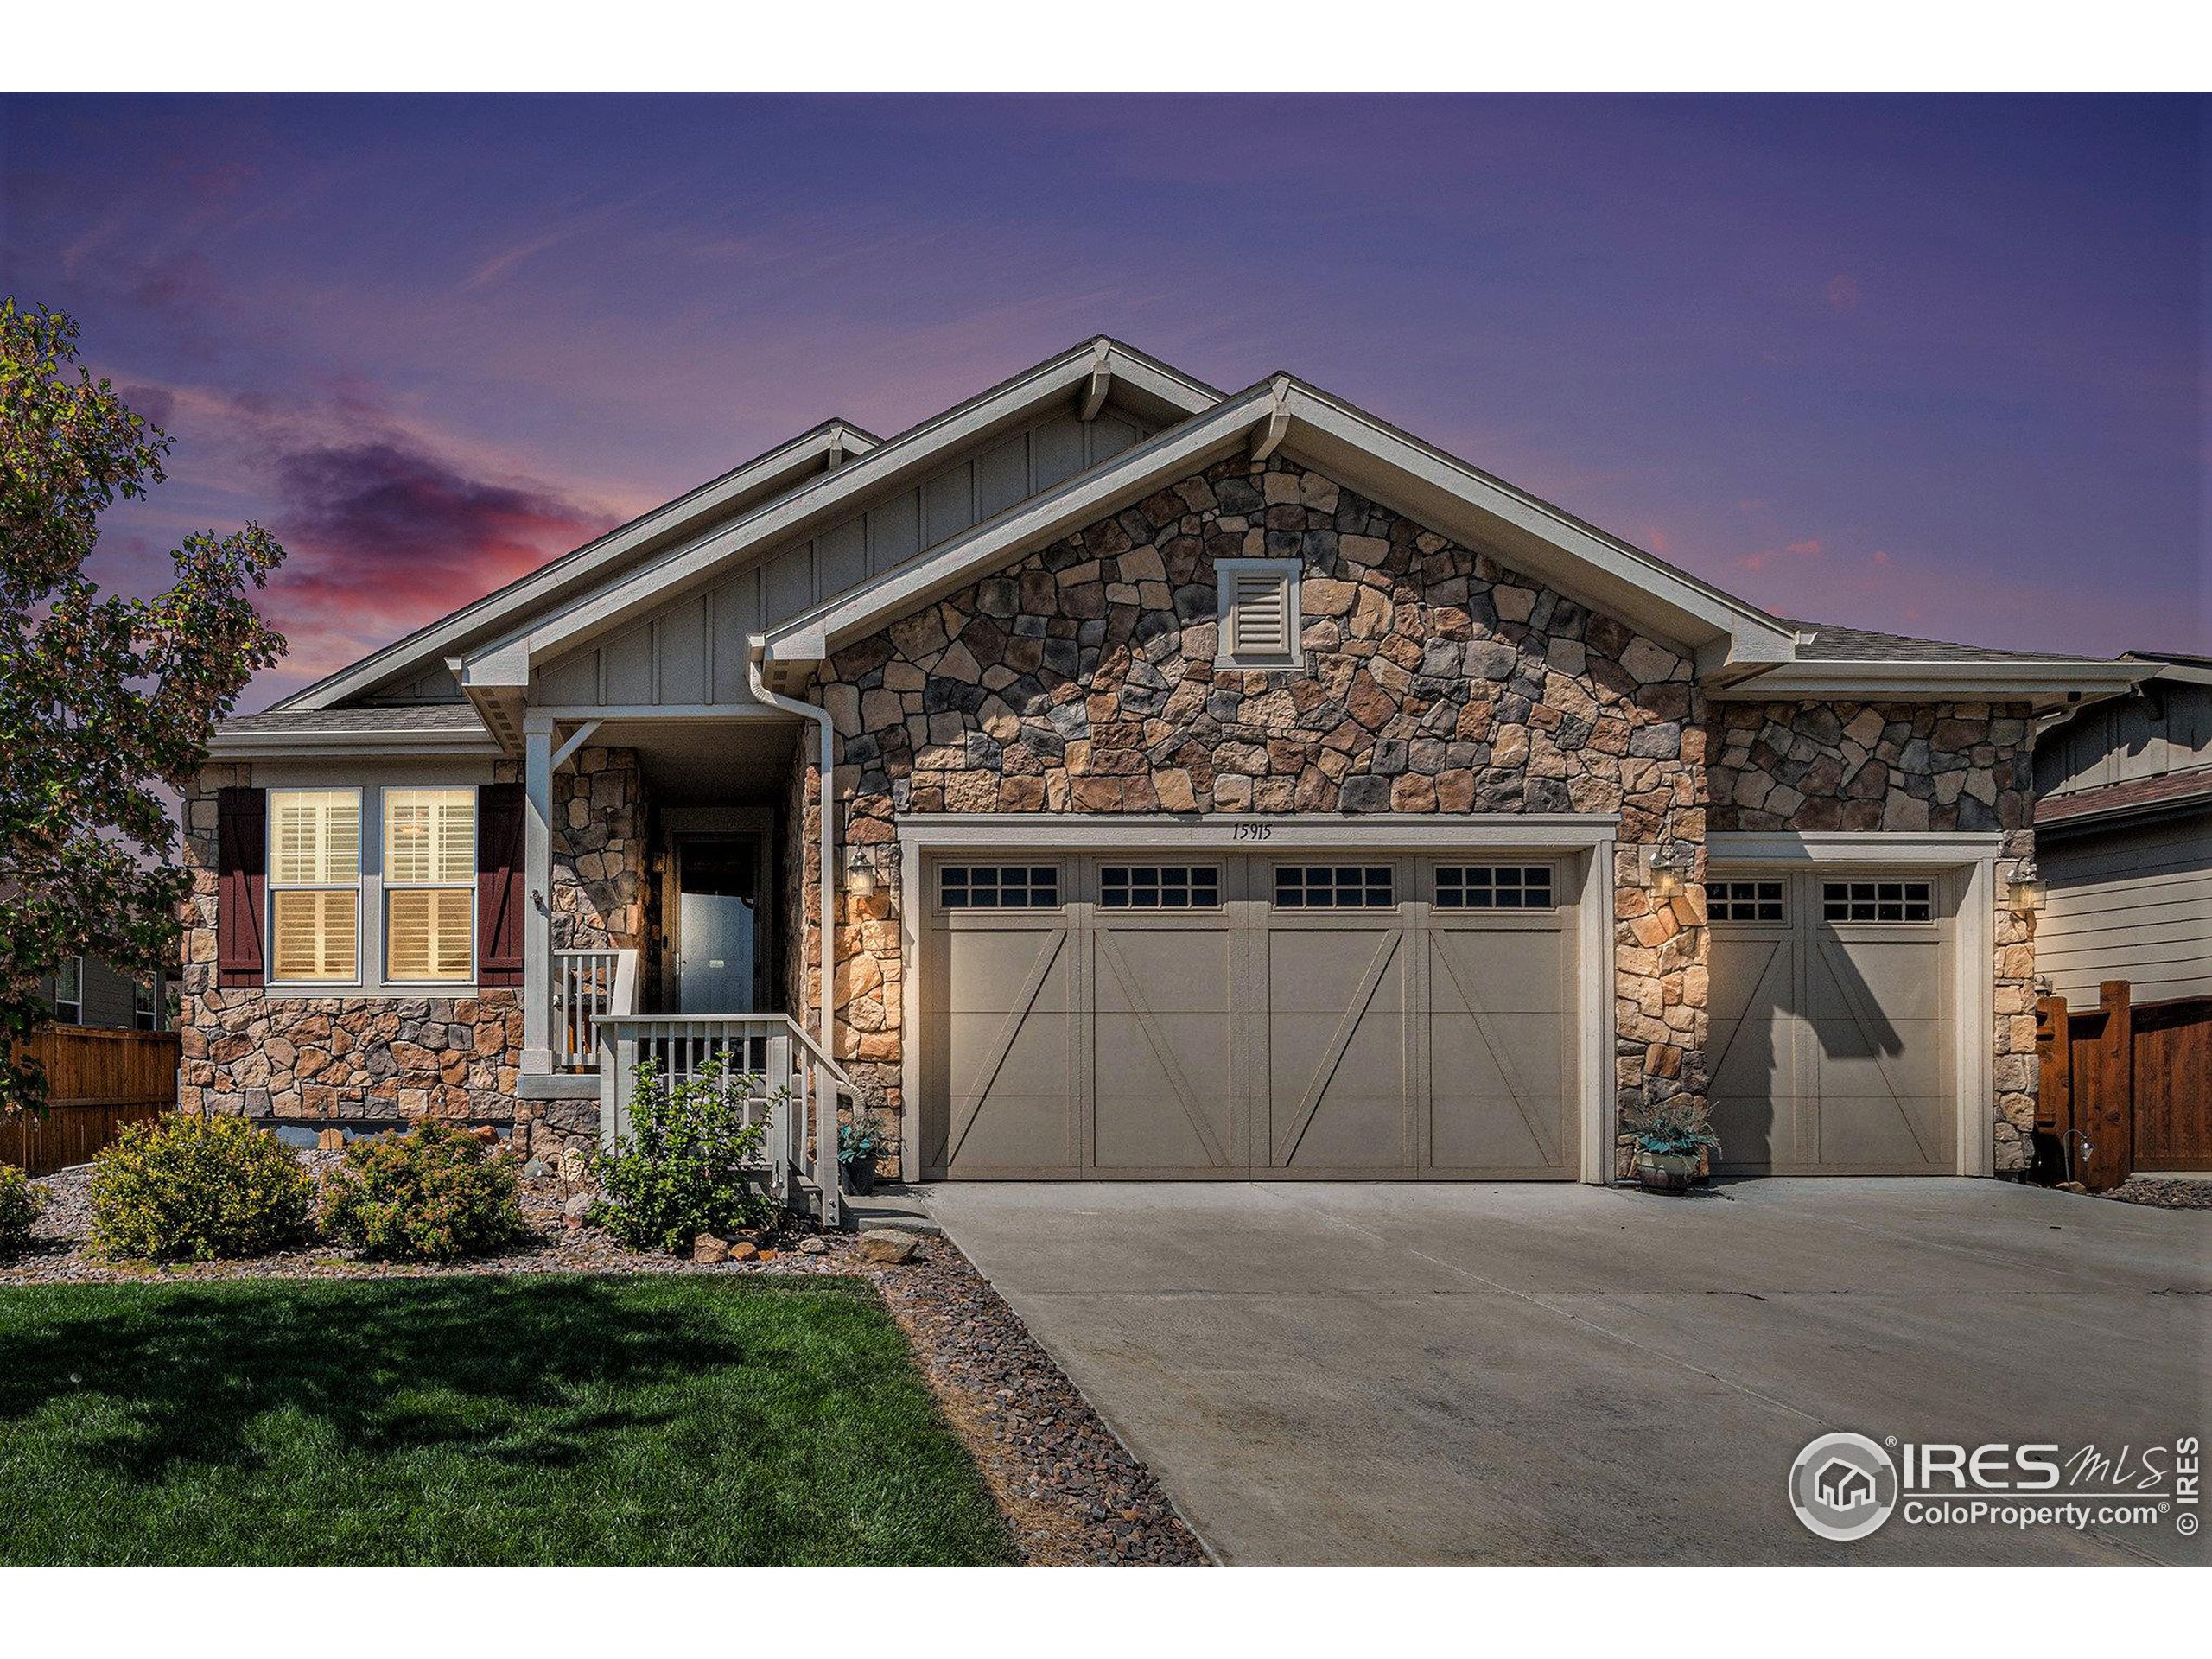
[1217,558,1301,670]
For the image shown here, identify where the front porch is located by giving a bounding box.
[509,710,849,1224]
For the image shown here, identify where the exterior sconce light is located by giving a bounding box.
[2009,856,2046,913]
[843,842,893,899]
[1643,843,1695,900]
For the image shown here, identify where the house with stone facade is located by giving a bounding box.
[182,339,2152,1205]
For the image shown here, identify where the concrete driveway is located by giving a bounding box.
[923,1179,2210,1565]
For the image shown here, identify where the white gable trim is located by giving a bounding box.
[757,378,1803,683]
[453,340,1224,692]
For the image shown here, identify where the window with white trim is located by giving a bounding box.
[1435,865,1554,910]
[1821,879,1934,924]
[1215,558,1301,670]
[1100,865,1221,909]
[52,955,83,1024]
[385,788,476,982]
[269,789,361,982]
[1274,865,1395,909]
[134,977,158,1031]
[939,865,1060,910]
[1708,880,1785,923]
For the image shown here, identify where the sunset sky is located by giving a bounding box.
[3,92,2202,706]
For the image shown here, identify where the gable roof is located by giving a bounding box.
[449,337,1223,699]
[239,337,2158,747]
[274,417,882,712]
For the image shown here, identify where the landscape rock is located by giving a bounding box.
[857,1229,919,1264]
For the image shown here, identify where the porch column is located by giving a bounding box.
[521,718,555,1075]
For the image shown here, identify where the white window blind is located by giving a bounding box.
[269,790,360,982]
[385,788,475,982]
[1216,559,1301,669]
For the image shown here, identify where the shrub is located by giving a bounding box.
[89,1114,314,1262]
[0,1162,43,1254]
[591,1058,779,1252]
[321,1122,529,1261]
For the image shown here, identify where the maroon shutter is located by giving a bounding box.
[216,787,267,986]
[477,783,525,986]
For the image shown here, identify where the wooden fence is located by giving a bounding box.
[1,1025,179,1176]
[2037,982,2212,1190]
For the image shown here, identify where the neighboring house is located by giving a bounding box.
[2032,653,2212,1003]
[181,339,2151,1190]
[34,953,170,1032]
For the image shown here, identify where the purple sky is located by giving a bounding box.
[3,93,2202,707]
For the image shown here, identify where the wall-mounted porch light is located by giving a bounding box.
[843,842,895,899]
[2008,856,2046,913]
[1641,842,1697,901]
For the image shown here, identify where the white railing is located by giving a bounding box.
[594,1013,849,1229]
[553,948,638,1071]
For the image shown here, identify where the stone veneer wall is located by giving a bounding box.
[176,749,648,1157]
[1706,700,2039,1169]
[812,456,1711,1177]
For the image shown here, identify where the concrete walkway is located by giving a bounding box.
[923,1179,2211,1565]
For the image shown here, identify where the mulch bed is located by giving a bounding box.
[0,1155,1208,1566]
[2091,1176,2212,1210]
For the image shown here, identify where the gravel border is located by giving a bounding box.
[0,1157,1207,1566]
[2090,1176,2212,1210]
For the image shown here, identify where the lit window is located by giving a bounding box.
[1215,559,1301,670]
[1435,865,1554,910]
[269,790,360,982]
[1100,865,1221,909]
[385,788,476,982]
[53,956,83,1025]
[1821,880,1934,924]
[1275,865,1395,909]
[1709,880,1785,923]
[940,865,1060,910]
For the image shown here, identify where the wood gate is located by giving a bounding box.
[2037,982,2212,1189]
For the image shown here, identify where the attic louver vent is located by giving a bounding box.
[1216,558,1301,670]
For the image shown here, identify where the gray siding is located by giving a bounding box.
[41,955,158,1030]
[2037,682,2212,798]
[2037,810,2212,1004]
[535,406,1151,709]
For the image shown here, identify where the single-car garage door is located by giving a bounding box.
[1707,868,1958,1175]
[918,850,1580,1180]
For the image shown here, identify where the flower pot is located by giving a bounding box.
[1636,1151,1698,1194]
[842,1158,876,1197]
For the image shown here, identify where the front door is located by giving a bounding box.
[675,835,765,1014]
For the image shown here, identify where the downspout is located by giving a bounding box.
[747,641,836,1057]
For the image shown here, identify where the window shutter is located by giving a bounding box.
[217,787,267,986]
[477,783,525,987]
[1232,569,1290,657]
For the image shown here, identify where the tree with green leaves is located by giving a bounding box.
[1,300,287,1114]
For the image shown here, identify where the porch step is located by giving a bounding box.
[842,1185,942,1236]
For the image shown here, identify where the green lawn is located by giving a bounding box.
[0,1275,1016,1565]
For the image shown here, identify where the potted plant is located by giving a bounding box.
[838,1115,887,1197]
[1625,1099,1721,1194]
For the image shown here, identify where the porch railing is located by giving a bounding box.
[553,948,639,1072]
[594,1014,849,1229]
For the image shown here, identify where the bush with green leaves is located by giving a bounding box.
[88,1113,315,1261]
[0,1161,44,1254]
[320,1122,529,1261]
[1625,1096,1722,1159]
[590,1058,779,1252]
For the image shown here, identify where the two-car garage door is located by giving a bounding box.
[918,849,1581,1180]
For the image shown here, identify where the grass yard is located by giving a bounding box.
[0,1274,1016,1565]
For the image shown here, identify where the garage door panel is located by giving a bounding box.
[1709,938,1787,1023]
[1808,1019,1951,1099]
[1266,929,1405,1014]
[945,926,1073,1013]
[1815,1093,1948,1169]
[1710,1090,1790,1169]
[1278,1092,1413,1170]
[1807,937,1944,1022]
[1430,1011,1565,1098]
[946,1094,1078,1171]
[1093,1094,1232,1171]
[1431,931,1566,1014]
[1431,1093,1562,1171]
[942,925,1077,1176]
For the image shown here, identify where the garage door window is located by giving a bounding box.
[1434,865,1554,910]
[1100,865,1221,908]
[1709,879,1784,922]
[1821,880,1933,923]
[940,865,1060,910]
[1274,865,1395,909]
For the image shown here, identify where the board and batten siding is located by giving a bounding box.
[2037,810,2212,1003]
[535,405,1151,710]
[2036,681,2212,798]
